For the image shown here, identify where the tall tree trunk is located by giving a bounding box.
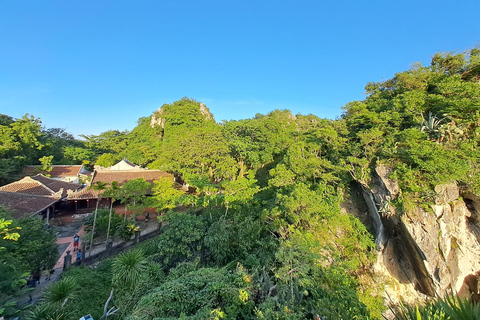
[90,198,100,256]
[239,160,244,178]
[107,198,114,240]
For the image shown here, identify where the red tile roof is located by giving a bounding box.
[66,187,101,200]
[30,175,82,197]
[0,174,82,218]
[93,170,173,186]
[66,170,174,200]
[0,192,60,218]
[23,165,83,178]
[0,175,81,198]
[0,177,55,196]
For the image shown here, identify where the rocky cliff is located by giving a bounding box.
[150,102,213,130]
[349,165,480,306]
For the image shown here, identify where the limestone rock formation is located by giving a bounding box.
[198,103,213,121]
[150,107,167,129]
[150,100,214,130]
[350,165,480,306]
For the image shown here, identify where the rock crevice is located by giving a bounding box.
[351,165,480,302]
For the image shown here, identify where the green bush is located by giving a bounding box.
[397,294,480,320]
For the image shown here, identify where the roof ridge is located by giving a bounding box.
[24,164,82,167]
[30,174,57,194]
[0,190,60,199]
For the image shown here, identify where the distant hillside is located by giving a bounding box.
[2,47,480,319]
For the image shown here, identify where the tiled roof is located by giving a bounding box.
[67,187,101,200]
[0,174,80,217]
[0,177,55,196]
[30,175,81,197]
[0,191,60,218]
[66,170,174,200]
[81,170,93,177]
[23,165,83,178]
[0,175,81,198]
[93,170,173,186]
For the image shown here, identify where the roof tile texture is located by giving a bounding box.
[0,178,53,196]
[93,170,173,186]
[30,175,81,197]
[23,165,83,178]
[0,192,59,218]
[0,175,81,198]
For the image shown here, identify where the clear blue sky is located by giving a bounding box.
[1,1,478,137]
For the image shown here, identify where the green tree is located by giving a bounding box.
[63,146,95,166]
[38,155,54,176]
[103,181,121,240]
[95,153,120,168]
[13,216,58,273]
[80,130,129,156]
[120,116,163,167]
[222,174,259,216]
[130,265,253,320]
[153,177,184,213]
[155,211,207,268]
[41,127,81,164]
[120,178,151,219]
[89,181,108,253]
[155,126,237,181]
[0,114,44,184]
[0,207,58,318]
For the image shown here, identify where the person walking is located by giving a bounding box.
[76,249,83,266]
[73,233,79,251]
[63,250,72,270]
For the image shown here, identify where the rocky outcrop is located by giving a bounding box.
[352,165,480,305]
[150,108,167,129]
[150,102,214,130]
[198,103,213,121]
[402,184,480,297]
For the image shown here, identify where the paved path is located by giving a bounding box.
[54,226,85,269]
[16,214,162,310]
[17,220,84,308]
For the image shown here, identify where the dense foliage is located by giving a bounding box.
[2,47,480,319]
[0,114,92,184]
[0,207,58,317]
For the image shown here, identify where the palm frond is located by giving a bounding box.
[112,249,148,289]
[43,276,78,305]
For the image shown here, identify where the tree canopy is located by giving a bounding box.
[3,46,480,320]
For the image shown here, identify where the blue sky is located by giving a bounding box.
[1,1,479,137]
